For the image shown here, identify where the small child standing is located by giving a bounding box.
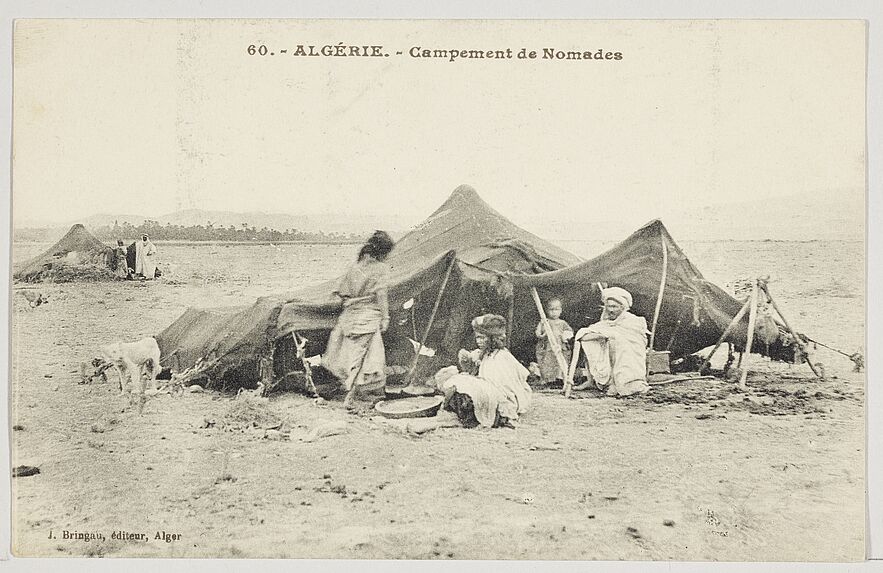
[535,298,574,386]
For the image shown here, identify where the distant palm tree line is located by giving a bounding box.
[92,220,362,243]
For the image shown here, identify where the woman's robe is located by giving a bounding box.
[441,348,532,427]
[322,258,389,392]
[112,247,129,279]
[573,311,649,397]
[135,240,157,278]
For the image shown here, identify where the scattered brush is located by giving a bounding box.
[19,259,116,283]
[220,387,280,432]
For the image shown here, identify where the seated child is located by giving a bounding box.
[535,297,574,386]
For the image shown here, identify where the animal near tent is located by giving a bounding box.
[155,184,806,392]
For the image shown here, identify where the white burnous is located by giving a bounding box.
[134,234,157,279]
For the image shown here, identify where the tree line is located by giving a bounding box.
[30,220,361,243]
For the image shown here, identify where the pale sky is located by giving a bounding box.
[12,20,866,231]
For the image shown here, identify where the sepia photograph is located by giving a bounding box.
[7,17,870,562]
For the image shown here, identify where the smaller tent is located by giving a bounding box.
[13,224,116,282]
[511,220,791,362]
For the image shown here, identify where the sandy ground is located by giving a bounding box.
[9,241,866,560]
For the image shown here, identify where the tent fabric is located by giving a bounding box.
[385,184,582,273]
[13,224,114,282]
[274,251,458,335]
[156,296,283,390]
[509,220,778,361]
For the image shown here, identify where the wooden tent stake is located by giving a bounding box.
[698,296,753,374]
[404,257,457,386]
[649,236,669,350]
[567,334,583,388]
[759,283,824,379]
[530,287,572,398]
[737,280,759,390]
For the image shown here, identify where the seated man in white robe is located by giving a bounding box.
[571,287,650,397]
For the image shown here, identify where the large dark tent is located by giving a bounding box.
[156,184,791,391]
[157,185,582,388]
[13,224,115,282]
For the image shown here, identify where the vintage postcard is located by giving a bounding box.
[9,19,866,560]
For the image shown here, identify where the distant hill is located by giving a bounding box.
[14,192,865,244]
[666,194,864,242]
[521,192,865,243]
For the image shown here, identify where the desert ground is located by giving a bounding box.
[10,239,866,560]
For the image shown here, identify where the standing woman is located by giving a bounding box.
[112,240,130,279]
[323,231,395,409]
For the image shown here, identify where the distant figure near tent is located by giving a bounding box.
[323,231,395,409]
[112,240,130,279]
[572,287,650,397]
[134,234,157,279]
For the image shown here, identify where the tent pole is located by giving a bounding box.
[698,296,753,374]
[759,282,824,379]
[506,293,515,343]
[664,304,691,352]
[404,257,457,386]
[567,335,583,386]
[737,279,760,391]
[649,236,669,350]
[530,287,572,398]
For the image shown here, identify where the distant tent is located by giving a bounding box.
[156,184,789,391]
[13,224,115,282]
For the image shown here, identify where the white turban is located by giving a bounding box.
[602,287,633,309]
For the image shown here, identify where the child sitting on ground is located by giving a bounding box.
[535,297,574,387]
